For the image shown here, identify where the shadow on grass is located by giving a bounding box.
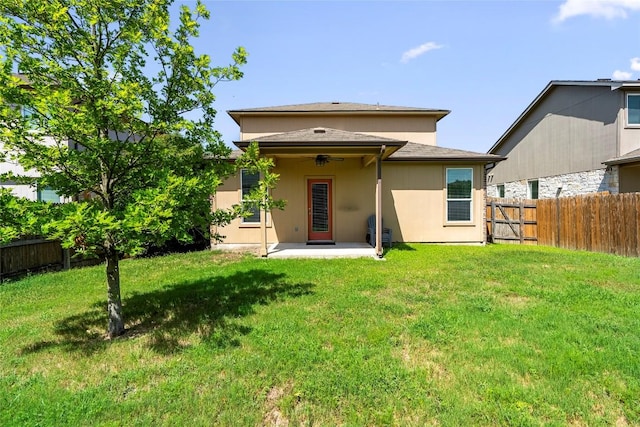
[388,243,416,251]
[22,269,314,355]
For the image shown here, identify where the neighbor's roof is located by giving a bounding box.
[235,127,406,146]
[604,148,640,166]
[228,102,450,125]
[390,142,506,163]
[488,79,640,155]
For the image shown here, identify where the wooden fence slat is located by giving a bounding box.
[487,193,640,257]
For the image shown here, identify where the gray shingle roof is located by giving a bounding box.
[604,148,640,165]
[389,142,506,162]
[240,127,406,145]
[229,102,449,114]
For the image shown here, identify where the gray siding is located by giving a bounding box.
[488,85,620,185]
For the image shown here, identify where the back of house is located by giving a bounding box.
[213,101,504,255]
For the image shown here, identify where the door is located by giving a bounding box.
[307,179,332,241]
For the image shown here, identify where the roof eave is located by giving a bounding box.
[603,156,640,166]
[387,155,507,163]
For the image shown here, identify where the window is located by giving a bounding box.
[37,186,60,203]
[627,94,640,125]
[528,180,539,200]
[497,184,505,198]
[240,169,260,224]
[446,168,473,222]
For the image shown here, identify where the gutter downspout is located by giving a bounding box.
[375,145,386,258]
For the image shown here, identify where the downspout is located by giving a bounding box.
[375,145,386,258]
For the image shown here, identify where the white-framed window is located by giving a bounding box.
[240,169,260,224]
[497,184,505,198]
[527,179,539,200]
[446,168,473,222]
[627,93,640,126]
[37,186,61,203]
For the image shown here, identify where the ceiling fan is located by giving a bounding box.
[313,154,344,166]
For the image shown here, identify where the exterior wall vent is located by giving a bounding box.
[314,128,326,133]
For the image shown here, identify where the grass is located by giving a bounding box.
[1,244,639,426]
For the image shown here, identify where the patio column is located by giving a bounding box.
[375,145,386,258]
[259,179,268,257]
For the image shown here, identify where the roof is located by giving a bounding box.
[604,148,640,166]
[232,127,504,163]
[228,102,450,125]
[488,79,640,154]
[236,127,406,145]
[389,142,506,163]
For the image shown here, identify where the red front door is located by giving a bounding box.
[307,179,332,241]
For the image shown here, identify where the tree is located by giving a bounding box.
[0,0,275,338]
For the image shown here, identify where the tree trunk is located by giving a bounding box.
[105,246,125,338]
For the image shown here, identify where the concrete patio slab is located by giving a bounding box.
[267,242,377,259]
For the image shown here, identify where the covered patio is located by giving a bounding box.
[267,242,377,259]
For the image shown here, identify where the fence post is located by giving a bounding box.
[62,247,71,271]
[555,197,561,248]
[519,202,525,245]
[490,201,496,243]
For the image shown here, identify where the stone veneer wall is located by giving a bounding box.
[487,167,619,199]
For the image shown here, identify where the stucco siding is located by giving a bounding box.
[238,115,438,146]
[214,161,487,245]
[383,163,486,243]
[619,164,640,192]
[489,85,620,184]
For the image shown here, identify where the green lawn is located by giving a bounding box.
[1,245,639,426]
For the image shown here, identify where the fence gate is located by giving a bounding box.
[486,198,538,245]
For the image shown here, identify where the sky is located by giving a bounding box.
[180,0,640,153]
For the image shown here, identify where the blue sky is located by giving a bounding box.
[183,0,640,152]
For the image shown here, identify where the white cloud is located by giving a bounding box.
[613,70,633,80]
[401,42,443,63]
[553,0,640,23]
[631,57,640,71]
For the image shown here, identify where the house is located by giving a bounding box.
[1,137,67,203]
[486,80,640,199]
[0,74,67,203]
[212,102,504,257]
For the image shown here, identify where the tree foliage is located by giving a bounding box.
[0,0,278,337]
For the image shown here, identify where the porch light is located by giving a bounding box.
[315,155,328,167]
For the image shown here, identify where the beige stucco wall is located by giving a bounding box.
[383,163,486,243]
[619,164,640,193]
[213,160,487,245]
[237,114,438,146]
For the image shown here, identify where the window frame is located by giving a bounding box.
[497,184,505,198]
[240,168,261,225]
[37,186,61,203]
[527,179,539,200]
[627,93,640,127]
[445,167,473,223]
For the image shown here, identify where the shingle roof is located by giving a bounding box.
[389,142,506,162]
[240,127,406,145]
[229,102,449,114]
[604,148,640,165]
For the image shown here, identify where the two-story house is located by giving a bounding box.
[212,102,504,257]
[487,80,640,199]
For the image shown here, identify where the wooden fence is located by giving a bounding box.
[487,193,640,257]
[0,238,100,281]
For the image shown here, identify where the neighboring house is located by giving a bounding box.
[212,102,504,256]
[0,137,67,203]
[487,80,640,199]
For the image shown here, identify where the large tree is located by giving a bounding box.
[0,0,276,338]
